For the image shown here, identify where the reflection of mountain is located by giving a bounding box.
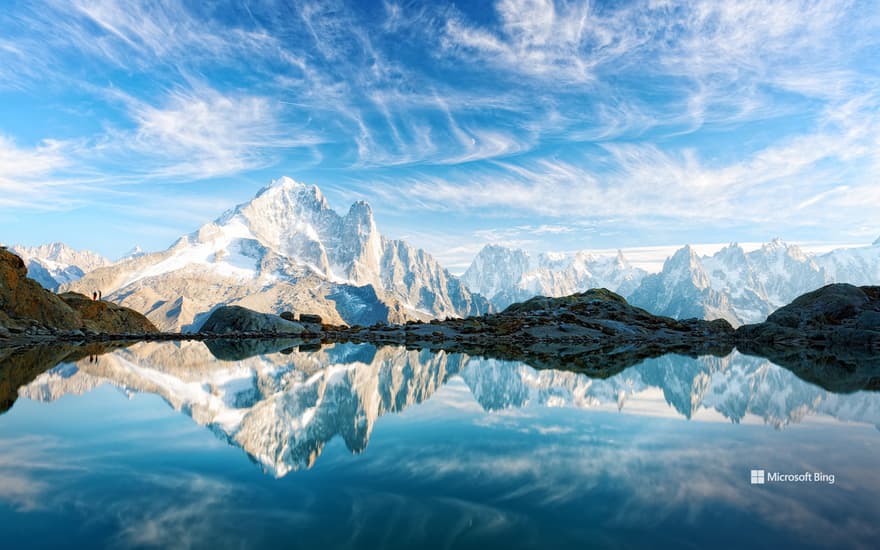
[19,342,466,477]
[17,343,880,476]
[461,354,880,429]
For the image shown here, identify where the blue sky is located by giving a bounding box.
[1,0,879,271]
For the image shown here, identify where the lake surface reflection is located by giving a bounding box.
[1,341,878,549]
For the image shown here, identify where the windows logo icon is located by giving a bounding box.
[751,469,765,485]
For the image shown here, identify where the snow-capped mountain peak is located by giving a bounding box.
[461,244,646,310]
[64,177,489,331]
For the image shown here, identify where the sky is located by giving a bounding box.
[1,0,879,272]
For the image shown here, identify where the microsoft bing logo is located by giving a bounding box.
[750,469,765,485]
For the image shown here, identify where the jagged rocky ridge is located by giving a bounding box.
[62,177,489,331]
[10,340,880,478]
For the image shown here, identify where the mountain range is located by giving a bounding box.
[56,177,489,331]
[18,342,880,477]
[463,238,880,326]
[8,177,880,328]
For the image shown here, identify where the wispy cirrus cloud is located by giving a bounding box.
[1,0,878,257]
[119,86,321,179]
[0,135,92,210]
[359,91,880,238]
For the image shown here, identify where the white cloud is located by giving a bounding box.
[121,86,319,179]
[360,91,880,235]
[0,135,90,210]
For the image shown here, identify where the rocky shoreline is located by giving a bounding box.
[3,236,879,386]
[3,284,879,351]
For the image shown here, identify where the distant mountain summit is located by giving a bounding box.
[629,239,879,326]
[628,245,740,325]
[64,177,489,331]
[9,242,110,291]
[461,244,646,310]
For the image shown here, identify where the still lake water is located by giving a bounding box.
[0,341,878,549]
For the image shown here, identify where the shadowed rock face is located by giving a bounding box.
[736,284,880,347]
[200,306,305,335]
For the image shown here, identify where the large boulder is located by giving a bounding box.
[737,284,880,347]
[199,306,305,334]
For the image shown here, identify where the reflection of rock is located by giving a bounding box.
[736,345,880,393]
[0,341,131,413]
[203,338,307,361]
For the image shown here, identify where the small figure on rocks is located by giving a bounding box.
[98,290,102,300]
[92,291,97,301]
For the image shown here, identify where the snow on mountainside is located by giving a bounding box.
[461,244,647,310]
[63,177,489,331]
[628,245,740,325]
[9,242,111,291]
[629,238,880,326]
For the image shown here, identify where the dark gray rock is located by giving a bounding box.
[737,284,880,347]
[200,306,305,335]
[279,311,297,322]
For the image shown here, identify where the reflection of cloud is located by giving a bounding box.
[360,419,880,545]
[110,473,240,549]
[0,436,86,511]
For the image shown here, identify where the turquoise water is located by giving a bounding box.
[0,342,878,549]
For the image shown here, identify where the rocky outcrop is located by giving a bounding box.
[57,292,160,334]
[325,288,735,352]
[0,247,157,337]
[1,247,86,332]
[199,306,306,335]
[736,284,880,348]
